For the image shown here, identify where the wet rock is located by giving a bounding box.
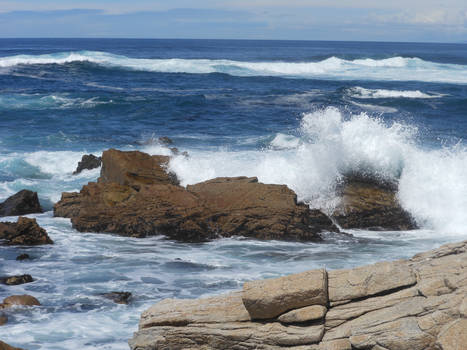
[0,341,24,350]
[73,154,102,175]
[331,174,417,230]
[0,216,53,245]
[15,253,30,261]
[0,190,43,217]
[55,150,338,242]
[100,291,132,304]
[1,295,40,308]
[158,136,173,145]
[1,274,33,286]
[130,240,467,350]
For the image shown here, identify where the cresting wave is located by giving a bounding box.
[166,107,467,234]
[1,50,467,83]
[348,87,445,99]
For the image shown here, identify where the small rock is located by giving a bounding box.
[1,275,33,286]
[158,137,173,145]
[278,305,327,324]
[0,190,43,217]
[15,253,30,261]
[100,291,132,304]
[0,314,7,326]
[73,154,102,175]
[0,216,53,245]
[2,295,40,307]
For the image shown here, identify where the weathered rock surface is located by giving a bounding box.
[0,217,53,245]
[331,174,416,230]
[0,274,33,286]
[130,240,467,350]
[0,190,43,217]
[55,149,338,242]
[73,154,102,175]
[0,341,24,350]
[0,295,40,309]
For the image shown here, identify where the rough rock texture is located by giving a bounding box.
[130,240,467,350]
[73,154,102,175]
[0,341,24,350]
[0,217,53,245]
[331,175,416,230]
[0,274,33,286]
[54,149,338,242]
[0,295,40,309]
[0,190,43,217]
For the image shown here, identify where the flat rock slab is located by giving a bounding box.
[328,260,416,302]
[242,269,327,320]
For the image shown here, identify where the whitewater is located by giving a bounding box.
[1,39,467,349]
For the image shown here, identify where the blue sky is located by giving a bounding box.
[0,0,466,42]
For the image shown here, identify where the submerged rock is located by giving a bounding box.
[332,174,417,230]
[0,274,33,286]
[0,190,43,217]
[0,217,53,245]
[130,240,467,350]
[55,149,338,242]
[100,291,132,304]
[73,154,102,175]
[15,253,30,261]
[0,295,40,309]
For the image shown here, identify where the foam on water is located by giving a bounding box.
[167,107,467,234]
[2,51,467,83]
[348,87,445,99]
[0,94,112,110]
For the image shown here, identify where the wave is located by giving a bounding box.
[165,107,467,234]
[0,93,112,110]
[1,51,467,83]
[348,87,445,99]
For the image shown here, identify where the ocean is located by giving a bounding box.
[0,38,466,349]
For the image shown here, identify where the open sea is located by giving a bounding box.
[0,39,467,349]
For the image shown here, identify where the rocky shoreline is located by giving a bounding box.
[129,240,467,350]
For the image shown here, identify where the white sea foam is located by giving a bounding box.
[1,51,467,83]
[0,93,112,110]
[167,107,467,234]
[349,87,445,99]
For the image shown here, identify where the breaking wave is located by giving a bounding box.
[1,51,467,83]
[348,87,445,99]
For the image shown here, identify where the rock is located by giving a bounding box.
[158,136,173,145]
[100,291,132,304]
[242,269,327,320]
[331,174,416,230]
[0,314,7,326]
[130,240,467,350]
[0,341,24,350]
[55,150,338,242]
[0,190,43,217]
[0,216,53,245]
[2,295,40,308]
[1,274,33,286]
[278,305,327,324]
[15,253,30,261]
[73,154,102,175]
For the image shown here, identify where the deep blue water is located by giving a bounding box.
[0,39,467,349]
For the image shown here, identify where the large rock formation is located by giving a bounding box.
[0,217,53,245]
[130,240,467,350]
[0,190,43,217]
[331,174,416,230]
[54,149,338,242]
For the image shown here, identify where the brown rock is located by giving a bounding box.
[331,174,416,230]
[278,305,327,324]
[242,269,327,320]
[0,190,43,217]
[0,314,7,326]
[0,216,53,245]
[73,154,102,175]
[0,341,24,350]
[436,319,467,350]
[100,291,132,304]
[1,274,33,285]
[55,150,338,242]
[2,295,40,307]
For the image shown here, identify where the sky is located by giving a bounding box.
[0,0,466,42]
